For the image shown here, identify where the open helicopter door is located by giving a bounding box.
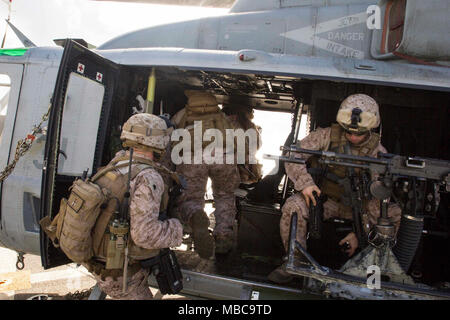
[40,40,120,269]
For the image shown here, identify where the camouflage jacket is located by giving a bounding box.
[116,150,183,249]
[286,126,387,192]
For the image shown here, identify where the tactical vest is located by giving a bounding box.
[309,123,380,214]
[90,155,181,280]
[177,105,235,152]
[41,154,177,280]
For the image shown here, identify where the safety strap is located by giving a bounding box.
[124,124,174,137]
[91,155,181,186]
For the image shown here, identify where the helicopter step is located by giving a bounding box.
[148,269,321,300]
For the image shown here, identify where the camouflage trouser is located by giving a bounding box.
[175,163,240,236]
[93,268,153,300]
[279,193,402,251]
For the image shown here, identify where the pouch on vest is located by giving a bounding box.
[40,178,109,264]
[39,158,135,264]
[308,123,380,206]
[40,155,178,266]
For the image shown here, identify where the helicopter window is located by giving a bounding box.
[57,72,105,177]
[0,73,10,142]
[253,109,296,177]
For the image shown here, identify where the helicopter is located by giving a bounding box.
[0,0,449,300]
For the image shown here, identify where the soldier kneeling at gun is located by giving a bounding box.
[268,94,402,284]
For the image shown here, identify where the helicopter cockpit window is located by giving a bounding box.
[57,72,105,177]
[0,73,10,143]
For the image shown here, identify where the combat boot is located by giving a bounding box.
[214,233,235,254]
[267,262,293,284]
[190,211,214,259]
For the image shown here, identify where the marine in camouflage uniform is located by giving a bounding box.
[222,102,263,185]
[268,94,402,284]
[172,91,240,256]
[89,114,183,299]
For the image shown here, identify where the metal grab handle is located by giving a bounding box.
[287,212,328,275]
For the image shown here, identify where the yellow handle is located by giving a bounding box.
[146,68,156,114]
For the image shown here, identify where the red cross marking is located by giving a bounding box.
[77,63,85,74]
[96,72,103,82]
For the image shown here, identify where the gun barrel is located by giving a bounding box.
[275,146,449,184]
[263,154,306,165]
[321,159,370,170]
[283,146,389,165]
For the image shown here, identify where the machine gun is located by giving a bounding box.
[342,143,368,249]
[270,146,450,184]
[265,145,450,271]
[265,145,450,197]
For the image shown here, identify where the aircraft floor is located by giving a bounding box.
[175,248,304,289]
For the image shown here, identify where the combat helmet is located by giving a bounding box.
[336,94,380,134]
[121,113,173,154]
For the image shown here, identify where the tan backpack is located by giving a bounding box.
[39,156,163,264]
[178,105,235,152]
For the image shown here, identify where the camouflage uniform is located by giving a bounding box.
[268,94,403,284]
[279,127,402,251]
[88,113,182,299]
[91,151,183,300]
[171,91,240,254]
[175,162,240,237]
[225,109,263,185]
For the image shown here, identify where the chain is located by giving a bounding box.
[0,103,51,182]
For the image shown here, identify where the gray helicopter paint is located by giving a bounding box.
[371,0,450,61]
[99,0,450,64]
[94,0,235,8]
[396,0,450,60]
[0,48,62,255]
[6,20,36,48]
[96,47,450,91]
[0,63,25,251]
[282,6,371,59]
[98,5,376,59]
[230,0,375,13]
